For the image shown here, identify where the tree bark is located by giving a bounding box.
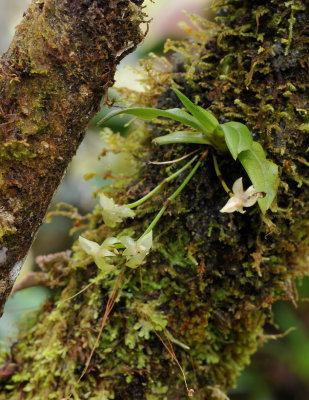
[0,0,309,399]
[0,0,146,315]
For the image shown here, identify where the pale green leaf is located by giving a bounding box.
[221,121,253,160]
[299,123,309,132]
[99,107,203,132]
[238,142,279,214]
[153,131,211,145]
[172,87,219,133]
[134,320,152,339]
[165,330,190,350]
[125,330,139,349]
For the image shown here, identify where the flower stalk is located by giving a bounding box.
[212,153,232,197]
[141,150,208,237]
[126,155,198,209]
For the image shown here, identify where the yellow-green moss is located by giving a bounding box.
[0,0,308,399]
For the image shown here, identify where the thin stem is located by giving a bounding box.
[142,206,167,237]
[78,267,126,384]
[144,314,194,397]
[212,153,232,197]
[60,263,120,304]
[126,155,198,209]
[146,148,200,165]
[141,150,208,237]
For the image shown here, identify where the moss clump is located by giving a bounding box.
[0,0,308,399]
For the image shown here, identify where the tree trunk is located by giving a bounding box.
[0,0,146,315]
[0,0,308,399]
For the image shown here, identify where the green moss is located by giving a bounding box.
[0,141,37,161]
[0,0,308,399]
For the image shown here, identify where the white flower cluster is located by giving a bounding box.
[79,193,152,270]
[79,231,152,270]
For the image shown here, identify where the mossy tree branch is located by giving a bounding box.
[0,0,146,315]
[0,0,308,399]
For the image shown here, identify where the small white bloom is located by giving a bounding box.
[220,177,259,214]
[79,236,119,257]
[119,231,153,268]
[79,236,120,271]
[99,194,135,227]
[79,236,100,256]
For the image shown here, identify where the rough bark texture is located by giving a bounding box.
[0,0,309,399]
[0,0,146,314]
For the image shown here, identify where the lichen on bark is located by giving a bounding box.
[0,0,147,314]
[0,0,309,399]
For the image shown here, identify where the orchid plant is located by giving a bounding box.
[100,86,279,215]
[74,87,280,397]
[79,85,279,272]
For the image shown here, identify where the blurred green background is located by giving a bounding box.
[1,1,309,399]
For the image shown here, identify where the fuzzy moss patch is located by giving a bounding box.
[0,0,308,399]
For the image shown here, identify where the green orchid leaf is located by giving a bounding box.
[238,141,279,214]
[99,107,204,132]
[153,131,211,145]
[172,87,219,133]
[221,121,253,160]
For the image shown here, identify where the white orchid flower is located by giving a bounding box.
[99,193,135,227]
[119,231,153,268]
[79,236,120,272]
[79,236,100,256]
[220,177,260,214]
[79,236,119,257]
